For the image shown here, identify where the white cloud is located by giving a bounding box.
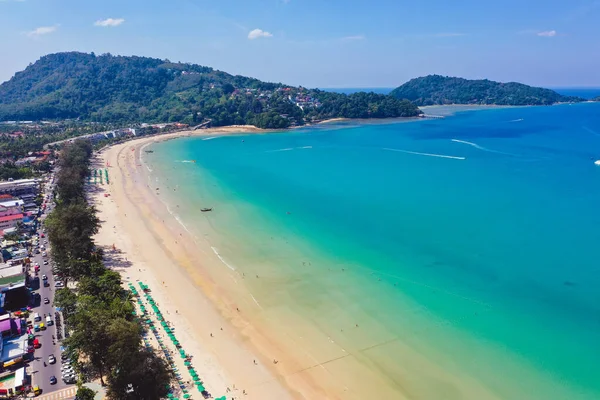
[248,28,273,40]
[341,35,365,41]
[537,30,557,37]
[26,25,58,37]
[94,18,125,27]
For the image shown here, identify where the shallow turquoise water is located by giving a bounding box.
[147,104,600,399]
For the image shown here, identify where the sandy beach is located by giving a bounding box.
[92,127,302,400]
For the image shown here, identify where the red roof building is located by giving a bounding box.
[0,213,23,231]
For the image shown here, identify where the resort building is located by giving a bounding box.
[0,179,40,198]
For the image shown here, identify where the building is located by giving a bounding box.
[0,315,26,371]
[0,215,23,233]
[0,366,27,398]
[0,200,24,216]
[0,264,25,296]
[0,179,40,197]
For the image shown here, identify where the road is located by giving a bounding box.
[28,180,75,395]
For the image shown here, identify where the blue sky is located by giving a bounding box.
[1,0,599,88]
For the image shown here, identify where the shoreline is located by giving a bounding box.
[92,139,299,399]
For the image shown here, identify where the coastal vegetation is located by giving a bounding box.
[47,140,172,399]
[0,121,122,159]
[0,52,422,128]
[390,75,585,106]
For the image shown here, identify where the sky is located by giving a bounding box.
[1,0,599,88]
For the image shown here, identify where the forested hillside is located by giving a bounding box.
[0,52,421,128]
[390,75,584,106]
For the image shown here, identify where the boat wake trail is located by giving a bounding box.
[451,139,517,156]
[382,148,465,160]
[211,246,236,271]
[266,146,313,153]
[202,136,219,140]
[510,118,524,122]
[451,139,489,151]
[582,126,600,137]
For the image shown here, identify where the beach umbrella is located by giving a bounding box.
[183,395,190,399]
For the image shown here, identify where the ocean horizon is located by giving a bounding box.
[143,103,600,399]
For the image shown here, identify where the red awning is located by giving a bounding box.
[0,213,23,222]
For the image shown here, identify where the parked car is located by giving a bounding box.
[55,281,64,288]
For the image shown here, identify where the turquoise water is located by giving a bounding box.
[147,103,600,399]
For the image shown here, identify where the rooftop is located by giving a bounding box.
[0,200,24,209]
[0,334,27,363]
[0,214,23,223]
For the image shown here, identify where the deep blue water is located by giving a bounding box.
[553,88,600,99]
[150,103,600,399]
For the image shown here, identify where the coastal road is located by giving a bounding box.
[29,183,74,395]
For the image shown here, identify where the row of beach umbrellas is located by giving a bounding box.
[130,281,217,400]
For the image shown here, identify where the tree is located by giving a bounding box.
[66,299,138,385]
[222,83,235,95]
[54,288,78,320]
[106,349,172,400]
[2,232,20,242]
[45,201,100,281]
[78,269,131,307]
[75,386,96,400]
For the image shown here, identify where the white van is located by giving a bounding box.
[46,315,53,326]
[33,313,41,322]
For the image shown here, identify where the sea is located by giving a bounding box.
[144,103,600,399]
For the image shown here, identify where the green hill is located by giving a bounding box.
[0,52,421,128]
[389,75,584,106]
